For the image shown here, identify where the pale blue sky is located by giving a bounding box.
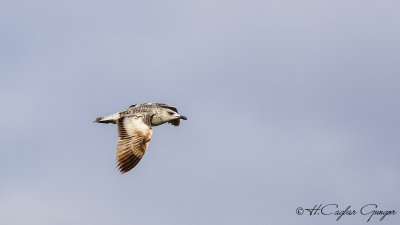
[1,1,399,224]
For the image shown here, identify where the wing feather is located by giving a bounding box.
[116,117,153,173]
[154,103,178,113]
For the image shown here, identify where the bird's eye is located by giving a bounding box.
[168,112,174,115]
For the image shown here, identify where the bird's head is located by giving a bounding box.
[151,108,187,126]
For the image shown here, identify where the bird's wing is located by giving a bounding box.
[168,119,180,126]
[116,116,153,173]
[153,103,178,113]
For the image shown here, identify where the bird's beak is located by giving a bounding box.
[180,115,187,120]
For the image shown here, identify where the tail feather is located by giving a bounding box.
[93,117,103,123]
[93,112,120,124]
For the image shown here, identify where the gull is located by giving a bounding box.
[94,103,187,173]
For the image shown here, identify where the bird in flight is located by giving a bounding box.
[94,103,187,173]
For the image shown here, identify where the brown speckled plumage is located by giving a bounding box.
[94,103,187,173]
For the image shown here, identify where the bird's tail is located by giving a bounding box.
[93,117,105,123]
[93,112,120,124]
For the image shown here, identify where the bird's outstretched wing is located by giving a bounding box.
[153,103,178,113]
[116,116,153,173]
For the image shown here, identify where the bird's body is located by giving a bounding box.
[94,103,187,173]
